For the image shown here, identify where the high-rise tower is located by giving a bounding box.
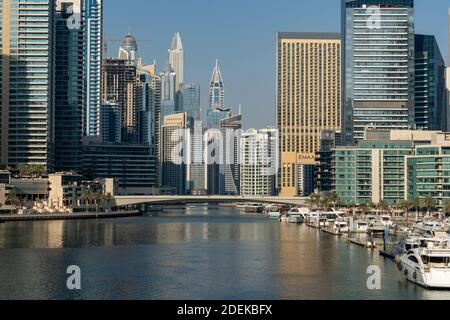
[84,0,103,137]
[342,0,415,145]
[168,32,184,91]
[0,0,56,170]
[209,59,225,110]
[414,35,445,131]
[277,32,341,197]
[55,0,84,172]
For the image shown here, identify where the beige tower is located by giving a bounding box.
[277,32,341,197]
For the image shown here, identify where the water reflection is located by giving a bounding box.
[1,205,450,299]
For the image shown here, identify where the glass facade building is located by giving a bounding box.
[342,0,415,144]
[333,130,450,208]
[180,83,200,127]
[55,0,84,173]
[334,140,414,205]
[0,0,56,169]
[206,107,231,129]
[84,0,103,137]
[407,145,450,209]
[414,34,446,131]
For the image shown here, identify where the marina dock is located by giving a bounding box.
[321,228,343,236]
[0,210,143,222]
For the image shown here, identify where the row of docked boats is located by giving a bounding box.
[266,204,396,234]
[260,202,450,289]
[394,224,450,289]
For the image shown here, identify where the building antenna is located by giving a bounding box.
[239,104,242,115]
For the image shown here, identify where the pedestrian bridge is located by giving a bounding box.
[113,195,308,207]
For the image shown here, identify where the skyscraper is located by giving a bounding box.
[240,129,277,197]
[219,114,242,195]
[84,0,103,137]
[161,113,187,195]
[140,66,161,186]
[209,59,225,109]
[118,33,142,69]
[54,0,84,173]
[342,0,415,144]
[414,35,445,130]
[180,83,200,127]
[277,32,341,197]
[1,0,56,170]
[105,57,140,144]
[168,32,184,91]
[186,120,206,195]
[100,102,121,144]
[160,65,177,120]
[446,9,450,131]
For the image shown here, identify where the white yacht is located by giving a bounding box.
[332,220,349,233]
[352,220,369,233]
[381,215,393,227]
[367,221,386,234]
[287,207,308,224]
[411,224,447,239]
[396,236,450,289]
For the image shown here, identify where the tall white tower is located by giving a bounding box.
[168,32,184,91]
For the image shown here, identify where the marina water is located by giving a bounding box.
[0,204,449,300]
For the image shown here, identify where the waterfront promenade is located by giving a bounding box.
[0,210,142,222]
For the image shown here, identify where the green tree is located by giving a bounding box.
[80,189,92,213]
[377,200,390,215]
[306,194,322,210]
[329,192,340,210]
[398,200,413,220]
[420,195,437,216]
[6,190,20,207]
[94,190,103,213]
[444,201,450,218]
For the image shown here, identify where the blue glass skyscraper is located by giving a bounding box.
[415,34,446,131]
[180,83,200,127]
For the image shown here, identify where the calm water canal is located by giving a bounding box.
[0,205,449,300]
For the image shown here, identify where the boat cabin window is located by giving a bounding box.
[408,256,419,264]
[423,257,450,267]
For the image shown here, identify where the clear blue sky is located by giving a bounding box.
[105,0,449,130]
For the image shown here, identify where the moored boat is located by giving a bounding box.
[332,220,349,233]
[396,236,450,289]
[352,220,369,233]
[243,203,264,213]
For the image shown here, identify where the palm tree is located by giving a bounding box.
[377,200,390,215]
[444,201,450,218]
[6,190,20,207]
[398,200,412,220]
[329,192,340,210]
[420,195,437,217]
[359,203,371,215]
[410,197,421,221]
[94,190,103,213]
[306,194,322,210]
[80,189,92,213]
